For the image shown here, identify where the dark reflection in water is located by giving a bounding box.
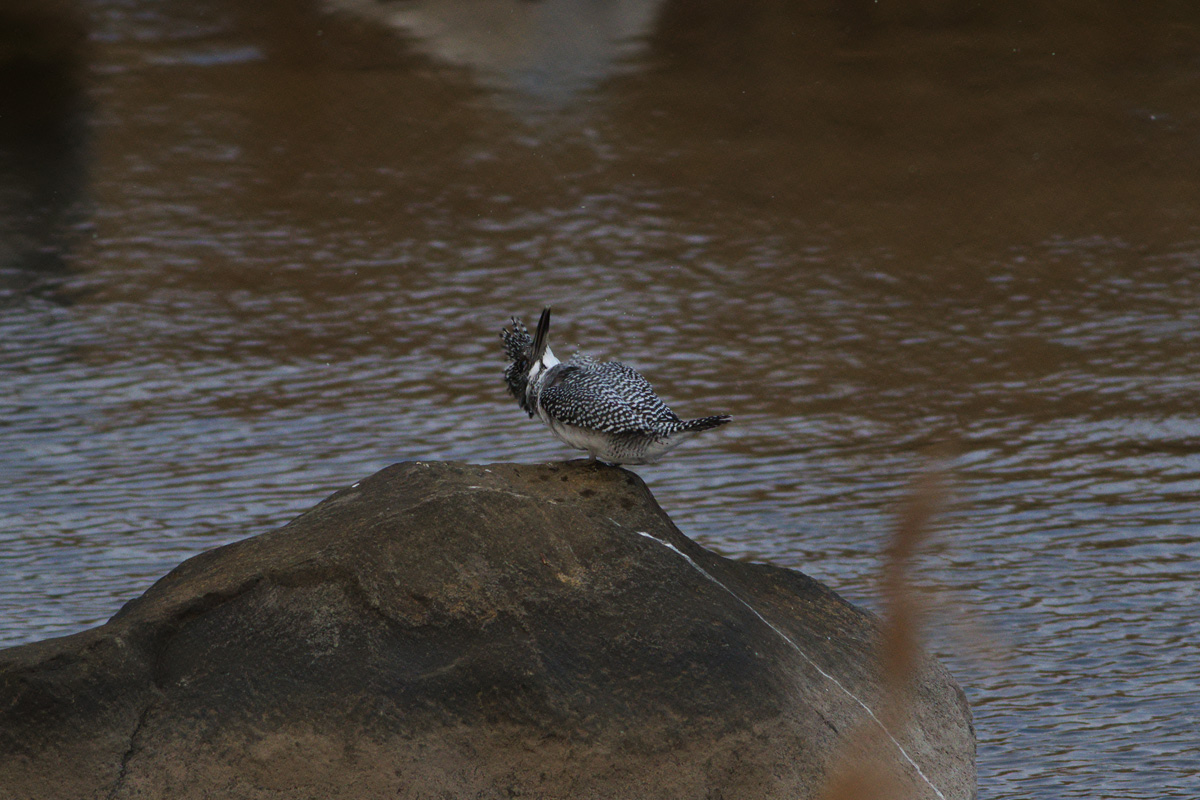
[2,1,1199,797]
[0,0,90,304]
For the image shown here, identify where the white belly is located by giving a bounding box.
[547,419,618,458]
[537,412,692,465]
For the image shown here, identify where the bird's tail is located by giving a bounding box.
[680,414,732,433]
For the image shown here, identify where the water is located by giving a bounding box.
[2,1,1199,797]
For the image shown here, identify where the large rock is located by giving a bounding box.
[0,461,975,799]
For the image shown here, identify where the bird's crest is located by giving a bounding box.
[501,316,532,413]
[501,307,553,416]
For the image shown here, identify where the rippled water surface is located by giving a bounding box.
[3,2,1199,797]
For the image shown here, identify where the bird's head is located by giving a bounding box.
[501,306,555,415]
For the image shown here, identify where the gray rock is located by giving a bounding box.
[0,461,975,799]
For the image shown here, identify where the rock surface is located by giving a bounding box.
[0,461,975,799]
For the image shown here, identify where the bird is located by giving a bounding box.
[501,307,731,465]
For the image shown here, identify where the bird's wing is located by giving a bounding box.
[593,362,680,426]
[540,362,673,435]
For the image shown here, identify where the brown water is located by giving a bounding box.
[3,1,1199,797]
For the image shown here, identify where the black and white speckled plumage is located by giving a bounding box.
[539,359,677,433]
[501,317,535,414]
[501,307,731,465]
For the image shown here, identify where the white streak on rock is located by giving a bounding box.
[633,530,948,800]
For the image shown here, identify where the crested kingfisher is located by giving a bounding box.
[501,307,731,465]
